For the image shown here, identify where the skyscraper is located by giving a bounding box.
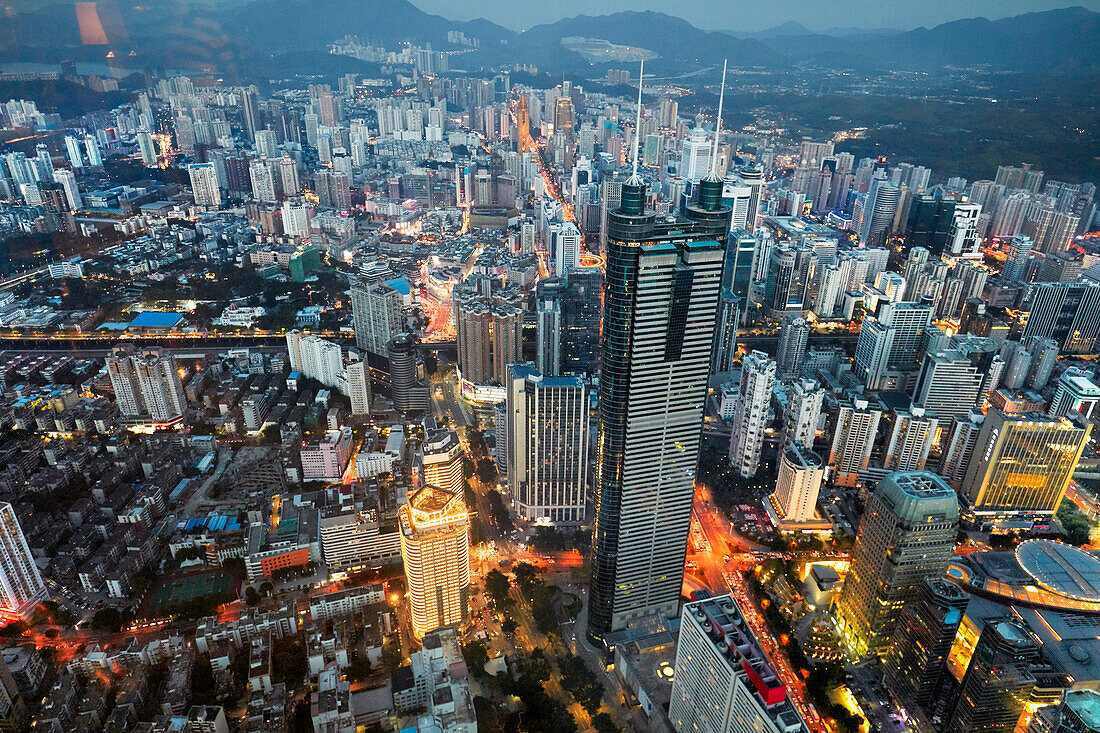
[106,345,145,417]
[858,172,901,246]
[1021,281,1100,355]
[345,350,371,416]
[587,95,732,639]
[828,397,883,488]
[772,443,824,523]
[249,159,276,203]
[351,279,405,355]
[960,410,1090,530]
[417,429,465,497]
[883,578,970,723]
[781,378,824,450]
[504,364,589,525]
[728,350,776,478]
[133,349,188,422]
[399,485,470,639]
[188,163,221,208]
[1048,367,1100,420]
[670,595,810,733]
[386,333,429,413]
[853,300,933,389]
[883,408,938,471]
[711,288,740,376]
[943,618,1039,733]
[0,503,47,619]
[1003,235,1033,282]
[836,471,959,657]
[535,278,565,376]
[776,315,810,379]
[561,268,602,378]
[137,131,157,167]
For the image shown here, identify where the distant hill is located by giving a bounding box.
[718,21,815,39]
[760,6,1100,74]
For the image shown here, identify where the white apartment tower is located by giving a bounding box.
[728,351,777,478]
[0,503,47,618]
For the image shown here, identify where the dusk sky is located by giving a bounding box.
[411,0,1100,32]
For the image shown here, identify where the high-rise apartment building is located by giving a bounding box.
[106,345,145,418]
[345,350,371,416]
[728,351,776,478]
[588,162,731,641]
[188,163,221,208]
[781,378,823,450]
[504,364,589,525]
[120,348,187,423]
[0,503,47,619]
[776,315,810,379]
[836,471,959,657]
[828,397,883,487]
[772,443,824,523]
[883,408,938,471]
[417,429,465,497]
[854,300,933,389]
[883,578,970,723]
[669,595,810,733]
[351,279,405,355]
[400,485,470,639]
[960,409,1090,530]
[944,618,1040,733]
[249,159,276,203]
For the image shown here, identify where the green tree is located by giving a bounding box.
[483,569,512,609]
[593,713,620,733]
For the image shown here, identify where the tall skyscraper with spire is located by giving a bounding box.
[588,61,733,642]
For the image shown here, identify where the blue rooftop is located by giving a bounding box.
[386,277,411,296]
[129,311,185,329]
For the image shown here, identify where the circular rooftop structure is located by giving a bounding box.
[1016,540,1100,603]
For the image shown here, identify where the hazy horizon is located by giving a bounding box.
[410,0,1100,32]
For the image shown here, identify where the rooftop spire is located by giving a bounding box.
[627,59,644,185]
[706,59,727,181]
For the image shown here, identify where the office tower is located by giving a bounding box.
[728,351,776,478]
[725,230,757,299]
[859,173,901,246]
[939,409,985,490]
[345,351,371,416]
[0,503,47,619]
[853,300,933,389]
[883,578,970,721]
[249,159,276,203]
[905,195,957,254]
[776,315,810,379]
[1022,281,1100,354]
[763,244,817,314]
[1048,367,1100,419]
[1032,690,1100,733]
[1003,235,1033,282]
[883,408,938,471]
[399,485,470,639]
[561,269,602,378]
[960,409,1090,530]
[552,222,582,277]
[772,443,824,522]
[670,595,809,733]
[712,288,740,376]
[782,378,823,450]
[504,364,589,524]
[351,279,404,355]
[129,349,187,423]
[913,346,997,418]
[1027,337,1060,390]
[418,429,464,496]
[1023,206,1080,254]
[386,333,429,413]
[52,168,80,210]
[281,200,310,237]
[598,171,625,258]
[535,278,565,376]
[188,163,221,208]
[588,116,732,640]
[836,471,959,657]
[829,398,884,487]
[680,128,713,182]
[943,618,1040,733]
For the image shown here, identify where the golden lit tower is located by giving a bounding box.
[400,485,471,639]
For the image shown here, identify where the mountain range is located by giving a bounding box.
[0,1,1097,79]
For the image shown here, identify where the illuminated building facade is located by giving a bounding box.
[400,485,471,639]
[960,410,1090,531]
[836,471,959,657]
[0,503,46,619]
